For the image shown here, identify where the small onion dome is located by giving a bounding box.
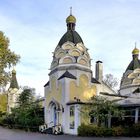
[132,47,139,55]
[12,69,16,74]
[66,15,76,23]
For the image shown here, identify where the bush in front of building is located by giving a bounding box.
[124,123,140,137]
[78,123,96,136]
[78,124,140,137]
[78,124,113,137]
[112,126,124,136]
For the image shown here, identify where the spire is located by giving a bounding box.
[9,68,19,89]
[66,7,76,31]
[70,6,72,15]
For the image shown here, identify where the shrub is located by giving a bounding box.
[125,123,140,137]
[78,123,140,137]
[112,126,124,136]
[0,117,4,125]
[78,124,113,137]
[103,128,113,136]
[78,124,96,136]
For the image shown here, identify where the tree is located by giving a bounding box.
[0,31,20,87]
[18,88,34,107]
[81,96,124,127]
[2,87,44,131]
[103,74,118,89]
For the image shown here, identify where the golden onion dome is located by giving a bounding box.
[132,47,139,55]
[66,15,76,23]
[12,69,16,74]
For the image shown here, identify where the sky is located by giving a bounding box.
[0,0,140,96]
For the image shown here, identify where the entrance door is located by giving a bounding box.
[53,106,57,126]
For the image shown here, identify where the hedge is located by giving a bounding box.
[78,123,140,137]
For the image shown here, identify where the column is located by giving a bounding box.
[135,108,139,124]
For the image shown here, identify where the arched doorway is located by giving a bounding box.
[48,100,62,127]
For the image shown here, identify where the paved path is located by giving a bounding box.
[0,126,140,140]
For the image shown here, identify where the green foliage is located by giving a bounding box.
[112,126,124,136]
[124,123,140,137]
[2,103,44,131]
[0,93,7,112]
[78,124,113,137]
[81,96,124,127]
[18,89,33,107]
[0,31,20,86]
[0,88,44,131]
[78,124,140,137]
[0,111,6,125]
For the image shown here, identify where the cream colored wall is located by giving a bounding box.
[45,76,63,126]
[80,105,91,125]
[7,88,21,113]
[69,74,97,126]
[69,74,96,102]
[45,77,62,107]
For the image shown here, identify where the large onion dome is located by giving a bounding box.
[50,11,91,72]
[58,12,83,46]
[125,47,140,71]
[120,47,140,89]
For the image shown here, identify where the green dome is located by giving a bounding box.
[66,15,76,23]
[58,30,83,46]
[126,59,140,71]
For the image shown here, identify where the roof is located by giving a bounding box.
[91,78,100,84]
[44,81,49,87]
[58,30,83,46]
[133,88,140,94]
[96,60,103,63]
[119,104,140,108]
[100,92,127,98]
[126,59,140,71]
[66,101,85,105]
[58,71,76,80]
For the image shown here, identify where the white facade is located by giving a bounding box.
[44,13,115,135]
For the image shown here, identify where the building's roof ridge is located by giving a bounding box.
[58,71,76,80]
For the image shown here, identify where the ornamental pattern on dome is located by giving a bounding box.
[121,68,140,88]
[51,42,91,69]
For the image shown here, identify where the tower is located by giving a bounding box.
[7,69,21,113]
[44,10,115,135]
[120,47,140,95]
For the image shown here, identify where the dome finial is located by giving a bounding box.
[66,8,76,30]
[66,8,76,24]
[135,42,137,48]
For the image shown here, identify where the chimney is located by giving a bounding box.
[95,61,103,82]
